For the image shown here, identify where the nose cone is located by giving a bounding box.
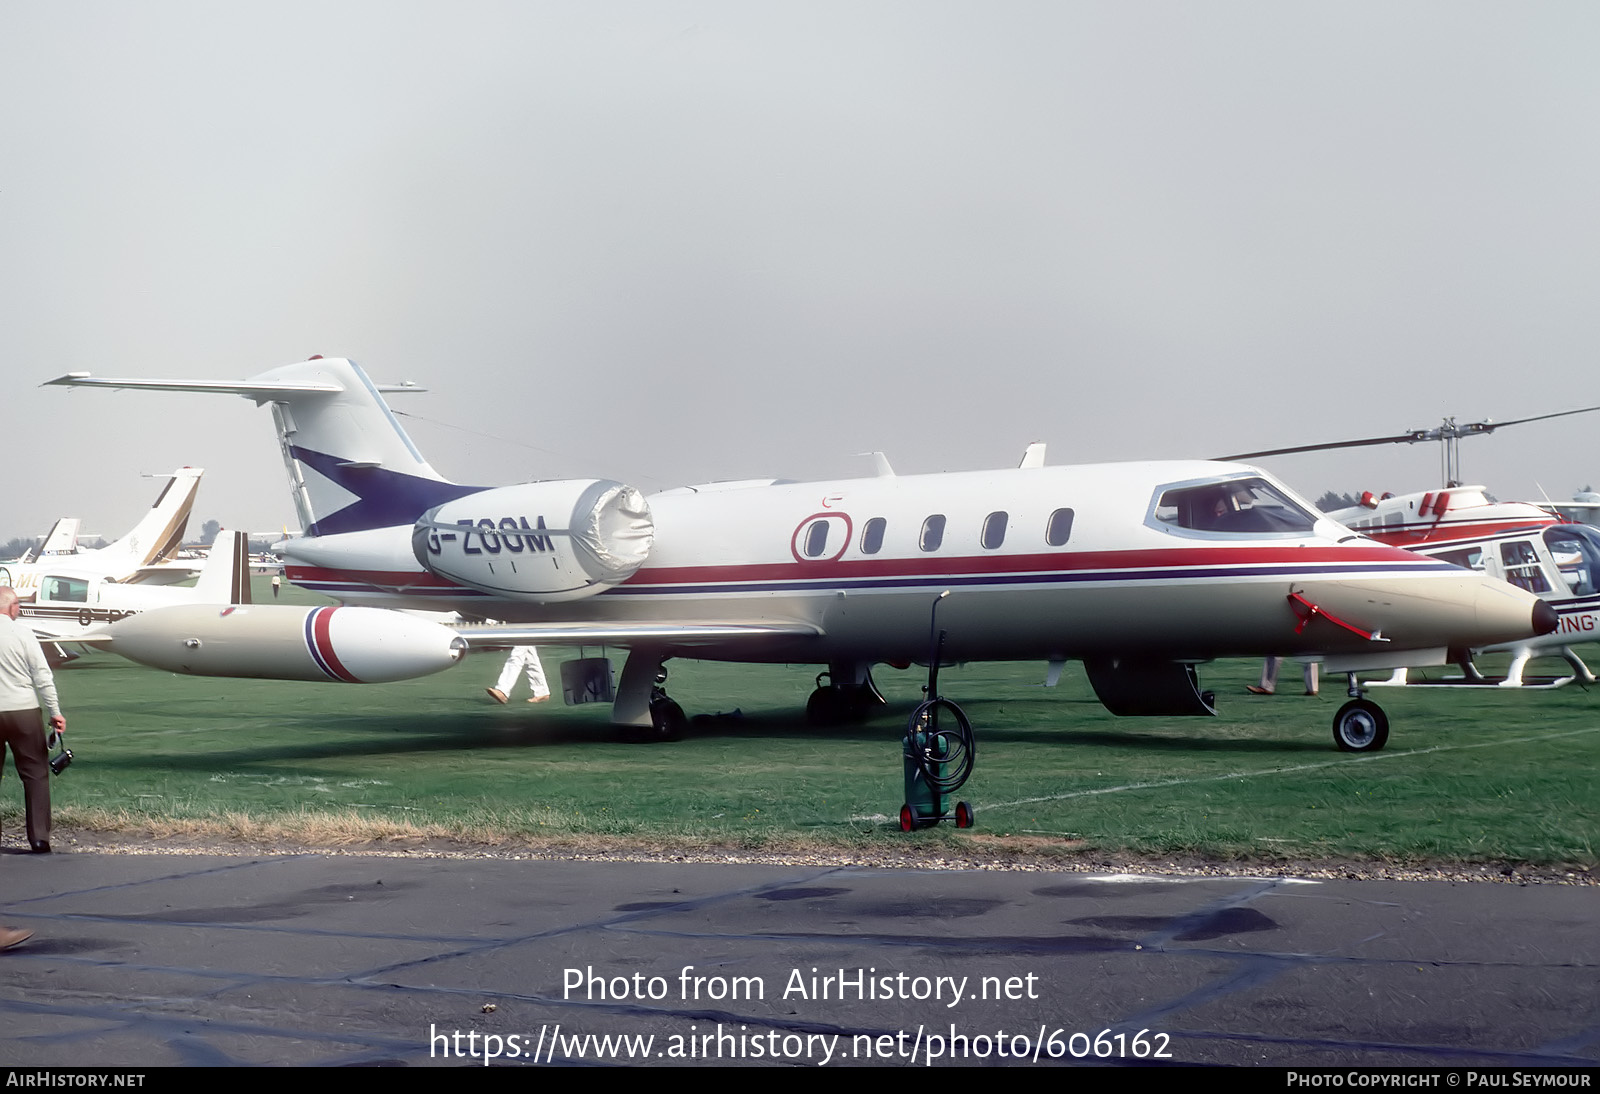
[1470,577,1555,647]
[1533,599,1560,636]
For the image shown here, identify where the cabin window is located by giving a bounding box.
[801,520,829,559]
[1046,507,1074,546]
[920,514,946,552]
[42,577,88,603]
[1152,477,1317,535]
[981,511,1008,550]
[861,517,886,555]
[1500,541,1551,594]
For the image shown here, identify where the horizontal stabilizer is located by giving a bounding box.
[42,374,424,397]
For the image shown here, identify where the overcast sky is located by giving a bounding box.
[4,2,1599,540]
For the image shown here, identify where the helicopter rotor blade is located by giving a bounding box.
[1218,432,1429,461]
[1464,403,1600,434]
[1220,404,1600,462]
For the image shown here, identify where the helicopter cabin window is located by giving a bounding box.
[1499,541,1551,594]
[981,511,1008,550]
[1045,507,1074,546]
[800,519,830,559]
[860,517,886,555]
[42,576,88,603]
[1544,525,1600,596]
[920,514,946,552]
[1151,478,1316,535]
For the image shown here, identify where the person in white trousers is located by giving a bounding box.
[488,646,550,704]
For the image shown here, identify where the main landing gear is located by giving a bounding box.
[613,648,687,742]
[1332,672,1389,752]
[806,662,888,726]
[647,677,687,742]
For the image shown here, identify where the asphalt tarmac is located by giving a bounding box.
[0,850,1594,1067]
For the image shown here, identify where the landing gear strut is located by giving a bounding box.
[1332,672,1389,752]
[613,648,687,742]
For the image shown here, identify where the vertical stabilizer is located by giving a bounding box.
[36,519,82,557]
[192,530,252,605]
[45,358,482,537]
[98,468,203,567]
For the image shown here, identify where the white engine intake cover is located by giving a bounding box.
[412,479,653,602]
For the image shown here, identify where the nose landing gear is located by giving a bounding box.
[1332,672,1390,752]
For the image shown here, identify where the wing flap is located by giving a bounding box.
[452,620,823,649]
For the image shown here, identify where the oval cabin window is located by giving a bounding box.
[982,511,1008,550]
[1046,508,1074,546]
[861,517,886,555]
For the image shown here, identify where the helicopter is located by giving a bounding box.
[1222,406,1600,688]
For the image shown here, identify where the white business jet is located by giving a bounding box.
[45,359,1554,756]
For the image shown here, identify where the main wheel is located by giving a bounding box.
[806,686,848,726]
[647,698,688,742]
[1332,699,1389,752]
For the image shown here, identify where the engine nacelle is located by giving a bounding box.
[413,479,653,602]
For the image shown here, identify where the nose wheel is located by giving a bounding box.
[1332,697,1389,752]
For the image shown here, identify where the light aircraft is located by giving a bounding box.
[18,530,252,644]
[47,359,1555,759]
[0,468,205,595]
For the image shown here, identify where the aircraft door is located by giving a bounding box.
[1498,540,1553,596]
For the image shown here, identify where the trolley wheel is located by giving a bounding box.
[953,801,975,829]
[899,803,917,832]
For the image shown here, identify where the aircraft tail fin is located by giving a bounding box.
[97,468,203,567]
[45,359,481,537]
[36,519,82,558]
[191,530,252,606]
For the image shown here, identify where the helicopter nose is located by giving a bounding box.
[1532,600,1560,635]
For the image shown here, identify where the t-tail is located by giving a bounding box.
[45,358,479,537]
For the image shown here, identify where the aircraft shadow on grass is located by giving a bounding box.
[103,692,1333,773]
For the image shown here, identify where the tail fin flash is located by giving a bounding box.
[45,358,479,537]
[98,468,203,567]
[192,530,253,606]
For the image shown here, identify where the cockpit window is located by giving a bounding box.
[1151,477,1318,535]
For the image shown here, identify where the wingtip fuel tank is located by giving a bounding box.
[101,604,465,683]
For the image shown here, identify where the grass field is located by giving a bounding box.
[22,581,1598,870]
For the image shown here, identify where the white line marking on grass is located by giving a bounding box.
[982,726,1600,813]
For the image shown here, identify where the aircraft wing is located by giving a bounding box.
[451,620,823,649]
